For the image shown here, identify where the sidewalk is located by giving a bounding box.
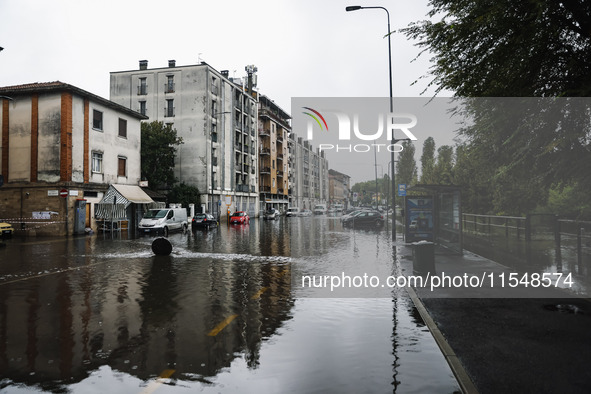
[399,243,591,394]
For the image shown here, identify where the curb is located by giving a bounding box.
[406,286,479,394]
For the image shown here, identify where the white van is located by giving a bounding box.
[313,204,327,215]
[139,208,188,236]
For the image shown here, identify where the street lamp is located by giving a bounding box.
[346,4,396,242]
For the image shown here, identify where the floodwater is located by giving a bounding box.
[0,217,459,393]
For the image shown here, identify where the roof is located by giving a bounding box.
[0,81,148,120]
[112,184,154,204]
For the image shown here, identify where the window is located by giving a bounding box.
[93,110,103,130]
[165,99,174,117]
[92,152,103,173]
[118,118,127,138]
[139,101,147,116]
[118,157,127,177]
[211,77,218,95]
[166,75,175,93]
[138,78,147,95]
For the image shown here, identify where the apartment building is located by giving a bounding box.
[289,134,329,210]
[258,95,290,212]
[110,60,259,219]
[0,82,147,235]
[328,169,351,208]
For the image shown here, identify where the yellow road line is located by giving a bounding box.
[251,286,269,300]
[207,314,238,336]
[139,369,176,394]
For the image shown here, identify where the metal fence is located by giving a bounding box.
[462,213,591,264]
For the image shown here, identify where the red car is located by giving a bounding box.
[230,211,250,225]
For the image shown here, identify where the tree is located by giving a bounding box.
[433,145,454,184]
[404,2,591,214]
[420,137,436,184]
[403,1,591,97]
[396,140,418,186]
[141,121,183,191]
[168,183,201,214]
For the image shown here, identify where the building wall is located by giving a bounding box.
[0,85,144,236]
[110,62,259,219]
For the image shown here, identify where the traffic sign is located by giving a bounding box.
[59,189,68,198]
[398,184,407,197]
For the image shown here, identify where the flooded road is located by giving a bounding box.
[0,217,459,393]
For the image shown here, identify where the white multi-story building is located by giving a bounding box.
[289,134,329,210]
[110,60,259,219]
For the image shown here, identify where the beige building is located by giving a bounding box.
[328,169,351,208]
[258,95,290,212]
[0,82,147,236]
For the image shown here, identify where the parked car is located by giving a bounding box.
[263,208,279,220]
[313,204,327,215]
[139,208,188,236]
[342,210,384,229]
[230,211,250,225]
[299,209,312,217]
[286,207,300,217]
[1,222,14,238]
[192,213,218,230]
[340,209,372,222]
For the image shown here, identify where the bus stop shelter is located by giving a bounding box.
[405,184,463,254]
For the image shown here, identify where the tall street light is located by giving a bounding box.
[346,5,396,242]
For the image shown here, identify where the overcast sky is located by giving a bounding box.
[1,0,456,184]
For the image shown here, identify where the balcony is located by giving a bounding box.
[277,153,284,161]
[277,170,284,177]
[260,166,271,174]
[236,184,250,193]
[260,186,271,193]
[259,129,271,137]
[164,83,175,94]
[260,148,270,156]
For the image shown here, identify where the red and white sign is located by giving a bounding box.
[59,189,68,198]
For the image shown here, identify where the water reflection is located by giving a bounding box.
[0,217,459,393]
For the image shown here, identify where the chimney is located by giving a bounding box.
[139,60,148,70]
[221,70,229,78]
[168,60,176,68]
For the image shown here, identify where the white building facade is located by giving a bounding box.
[0,82,146,235]
[110,60,259,219]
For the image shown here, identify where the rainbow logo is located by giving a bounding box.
[302,107,329,131]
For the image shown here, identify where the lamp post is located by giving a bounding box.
[346,4,396,242]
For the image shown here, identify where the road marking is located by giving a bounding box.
[251,287,269,300]
[207,314,238,336]
[139,369,175,394]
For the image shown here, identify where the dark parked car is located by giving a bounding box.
[263,208,279,220]
[230,211,250,225]
[192,213,218,230]
[342,210,384,229]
